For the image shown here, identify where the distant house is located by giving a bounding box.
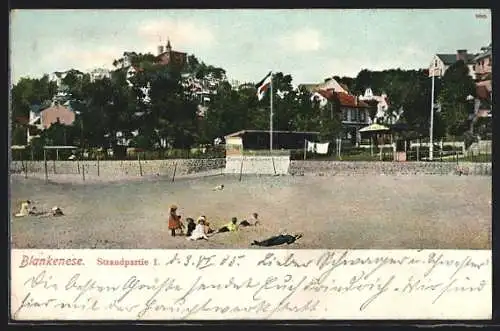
[429,50,476,78]
[155,40,187,68]
[125,65,144,86]
[90,68,111,82]
[224,130,320,155]
[22,104,75,143]
[39,104,76,129]
[473,44,492,119]
[357,88,398,124]
[474,44,492,81]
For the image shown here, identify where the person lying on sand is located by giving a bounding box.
[15,203,65,218]
[51,206,64,216]
[213,184,224,191]
[240,212,260,227]
[216,217,239,233]
[168,205,184,237]
[251,233,303,247]
[186,218,209,241]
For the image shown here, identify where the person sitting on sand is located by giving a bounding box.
[186,218,196,237]
[240,212,260,227]
[251,233,303,247]
[187,218,209,241]
[199,215,215,234]
[217,217,239,233]
[168,205,184,237]
[15,200,32,217]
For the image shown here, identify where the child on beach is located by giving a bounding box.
[168,205,184,237]
[186,218,196,237]
[239,212,260,227]
[187,217,209,241]
[217,217,239,233]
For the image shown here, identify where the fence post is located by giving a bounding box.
[416,141,420,161]
[239,156,244,182]
[303,139,307,160]
[440,140,443,162]
[172,161,178,182]
[44,149,48,183]
[53,158,56,174]
[82,164,85,181]
[138,153,143,176]
[97,153,100,177]
[24,159,28,179]
[77,159,80,174]
[271,155,277,175]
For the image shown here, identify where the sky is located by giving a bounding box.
[10,9,491,86]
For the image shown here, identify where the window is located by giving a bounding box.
[349,109,356,122]
[342,108,348,121]
[360,110,366,122]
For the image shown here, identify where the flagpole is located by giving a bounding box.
[270,72,273,153]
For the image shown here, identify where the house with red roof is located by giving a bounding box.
[305,79,373,146]
[155,40,187,68]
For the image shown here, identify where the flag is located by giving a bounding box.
[256,71,272,101]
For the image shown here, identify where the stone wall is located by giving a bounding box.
[289,161,492,176]
[225,156,290,175]
[10,159,226,178]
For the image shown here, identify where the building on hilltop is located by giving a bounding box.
[89,68,111,82]
[155,39,187,68]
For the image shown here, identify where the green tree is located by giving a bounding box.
[10,75,58,145]
[437,61,476,137]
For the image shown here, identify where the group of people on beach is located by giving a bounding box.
[14,200,64,218]
[167,204,260,241]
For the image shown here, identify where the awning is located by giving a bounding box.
[359,123,390,132]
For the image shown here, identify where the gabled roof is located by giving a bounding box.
[473,49,492,61]
[313,89,370,108]
[436,54,475,65]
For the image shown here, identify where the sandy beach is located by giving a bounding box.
[10,173,491,249]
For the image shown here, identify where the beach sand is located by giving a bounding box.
[10,173,491,249]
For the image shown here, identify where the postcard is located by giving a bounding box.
[9,8,492,321]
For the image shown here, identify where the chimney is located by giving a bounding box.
[158,45,164,55]
[456,49,468,62]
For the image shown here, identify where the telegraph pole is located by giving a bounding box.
[429,64,436,161]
